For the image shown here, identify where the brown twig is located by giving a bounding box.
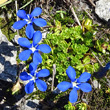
[15,0,19,35]
[65,0,82,28]
[82,8,93,20]
[91,50,104,67]
[70,3,82,28]
[29,3,32,14]
[51,64,56,91]
[88,0,96,7]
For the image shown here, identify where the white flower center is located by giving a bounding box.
[27,20,31,24]
[30,46,36,53]
[31,76,36,82]
[72,82,77,87]
[29,73,38,82]
[25,15,32,24]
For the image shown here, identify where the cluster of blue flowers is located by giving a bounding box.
[13,7,92,103]
[13,7,51,94]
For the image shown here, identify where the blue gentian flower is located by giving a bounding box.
[13,7,47,39]
[105,62,110,70]
[57,66,92,103]
[94,62,110,79]
[20,63,50,94]
[18,31,51,65]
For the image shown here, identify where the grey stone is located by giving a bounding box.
[78,1,90,11]
[92,80,101,89]
[95,0,110,21]
[42,30,48,39]
[17,98,40,110]
[3,106,11,110]
[40,30,49,43]
[25,99,40,110]
[0,12,12,19]
[12,35,22,45]
[52,87,61,94]
[106,77,110,88]
[0,29,17,83]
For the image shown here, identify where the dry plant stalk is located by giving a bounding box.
[88,0,96,7]
[15,0,19,35]
[65,0,82,28]
[51,64,56,91]
[91,50,104,67]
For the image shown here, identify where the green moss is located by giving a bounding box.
[0,18,15,40]
[0,17,26,41]
[27,88,70,103]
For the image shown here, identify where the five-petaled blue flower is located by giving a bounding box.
[20,63,50,94]
[18,31,51,65]
[57,66,92,103]
[13,7,47,39]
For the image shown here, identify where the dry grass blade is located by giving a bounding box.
[51,64,56,91]
[0,0,8,5]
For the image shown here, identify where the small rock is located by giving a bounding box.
[0,29,17,83]
[42,30,48,39]
[106,78,110,88]
[52,87,61,94]
[78,1,89,11]
[12,35,22,45]
[25,99,40,110]
[40,30,49,43]
[3,106,11,110]
[18,98,40,110]
[0,12,12,19]
[95,0,110,21]
[46,77,52,86]
[92,80,101,89]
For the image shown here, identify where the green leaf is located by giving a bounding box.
[76,63,84,71]
[84,31,93,47]
[83,56,90,64]
[64,102,75,110]
[83,18,93,31]
[84,64,93,73]
[76,103,88,110]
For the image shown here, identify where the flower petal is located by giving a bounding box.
[77,72,91,83]
[33,52,42,65]
[25,80,34,94]
[17,10,27,19]
[66,66,76,82]
[26,24,34,39]
[35,79,47,91]
[19,50,32,61]
[33,18,47,27]
[20,72,32,81]
[94,70,107,79]
[18,37,31,48]
[37,44,51,53]
[69,87,78,103]
[30,7,42,18]
[105,62,110,70]
[57,81,71,92]
[33,31,42,46]
[29,62,37,73]
[37,69,50,78]
[13,20,27,29]
[78,83,92,92]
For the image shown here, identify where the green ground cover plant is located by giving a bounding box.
[40,18,101,83]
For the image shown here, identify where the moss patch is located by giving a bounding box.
[0,17,26,41]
